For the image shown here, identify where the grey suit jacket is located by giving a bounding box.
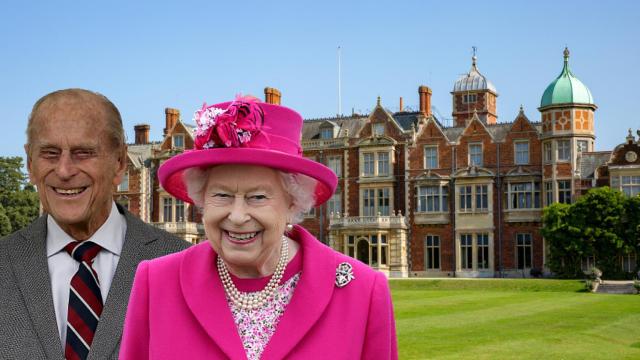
[0,205,191,360]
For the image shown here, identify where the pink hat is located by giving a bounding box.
[158,97,338,206]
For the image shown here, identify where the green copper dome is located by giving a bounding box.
[540,48,593,108]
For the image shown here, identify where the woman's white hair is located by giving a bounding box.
[184,167,317,224]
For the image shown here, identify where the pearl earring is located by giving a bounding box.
[286,223,293,232]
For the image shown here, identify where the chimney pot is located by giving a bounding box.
[164,108,180,135]
[399,97,404,112]
[134,124,151,145]
[264,87,282,105]
[419,85,432,117]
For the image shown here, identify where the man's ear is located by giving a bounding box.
[113,144,128,185]
[24,144,34,184]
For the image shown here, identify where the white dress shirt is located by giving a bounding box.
[47,202,127,348]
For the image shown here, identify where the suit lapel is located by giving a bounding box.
[88,211,158,360]
[261,226,336,360]
[180,243,248,360]
[9,215,65,359]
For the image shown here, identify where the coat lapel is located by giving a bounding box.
[180,243,248,360]
[9,215,65,359]
[88,211,159,360]
[261,226,336,360]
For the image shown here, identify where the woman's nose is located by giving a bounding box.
[227,197,250,224]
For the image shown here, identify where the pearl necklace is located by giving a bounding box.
[217,236,289,310]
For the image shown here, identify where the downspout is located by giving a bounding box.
[496,143,503,277]
[451,144,456,278]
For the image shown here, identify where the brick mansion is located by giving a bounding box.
[114,48,640,278]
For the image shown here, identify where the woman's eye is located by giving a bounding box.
[249,194,267,201]
[213,193,231,198]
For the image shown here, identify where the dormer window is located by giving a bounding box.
[373,123,385,136]
[172,134,184,149]
[320,127,333,139]
[463,94,477,103]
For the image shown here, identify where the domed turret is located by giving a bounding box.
[451,52,498,126]
[540,47,593,108]
[453,55,498,94]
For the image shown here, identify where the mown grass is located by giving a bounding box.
[390,279,640,359]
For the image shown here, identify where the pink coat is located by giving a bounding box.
[119,226,398,359]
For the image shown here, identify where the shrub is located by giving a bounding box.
[584,279,595,292]
[634,280,640,294]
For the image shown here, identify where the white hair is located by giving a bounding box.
[184,167,317,224]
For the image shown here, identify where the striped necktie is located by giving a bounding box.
[64,241,103,360]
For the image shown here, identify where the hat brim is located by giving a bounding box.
[159,148,338,206]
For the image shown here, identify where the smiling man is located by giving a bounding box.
[0,89,190,360]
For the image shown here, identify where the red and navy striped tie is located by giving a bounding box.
[64,241,103,360]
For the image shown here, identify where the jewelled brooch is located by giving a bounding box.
[335,262,355,288]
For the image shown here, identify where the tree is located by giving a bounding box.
[571,187,627,277]
[0,157,40,236]
[541,202,583,278]
[0,203,12,236]
[542,186,640,279]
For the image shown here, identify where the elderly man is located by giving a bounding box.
[0,89,190,359]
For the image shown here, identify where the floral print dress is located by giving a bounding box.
[224,249,303,360]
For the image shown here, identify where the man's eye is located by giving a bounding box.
[40,150,59,159]
[74,150,96,159]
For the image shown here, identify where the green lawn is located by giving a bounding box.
[390,279,640,360]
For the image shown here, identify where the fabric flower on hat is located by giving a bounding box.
[193,96,264,149]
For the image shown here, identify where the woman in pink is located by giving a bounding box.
[119,97,398,359]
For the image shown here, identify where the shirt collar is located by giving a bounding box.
[46,202,127,258]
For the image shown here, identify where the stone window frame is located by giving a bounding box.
[543,142,552,164]
[373,123,385,137]
[557,180,572,204]
[424,235,441,270]
[424,145,438,169]
[346,234,389,267]
[160,195,188,222]
[514,140,530,165]
[415,184,449,213]
[327,191,342,216]
[468,143,483,167]
[577,140,589,153]
[327,155,342,178]
[172,134,185,149]
[507,181,541,210]
[117,171,129,192]
[516,233,533,270]
[360,186,393,216]
[557,139,571,162]
[458,232,493,272]
[544,181,554,206]
[463,94,477,104]
[319,127,333,139]
[360,149,393,178]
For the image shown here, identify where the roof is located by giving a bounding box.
[540,48,594,108]
[578,151,611,179]
[392,112,420,131]
[302,115,369,140]
[127,142,158,168]
[453,56,497,94]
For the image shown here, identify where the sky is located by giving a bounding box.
[2,0,639,159]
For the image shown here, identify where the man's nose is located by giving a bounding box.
[54,152,78,179]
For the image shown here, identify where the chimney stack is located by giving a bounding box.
[164,108,180,135]
[419,85,432,117]
[264,87,282,105]
[134,124,150,144]
[399,97,404,112]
